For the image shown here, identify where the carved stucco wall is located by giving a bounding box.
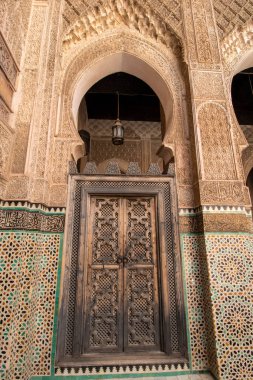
[0,0,33,66]
[0,1,253,380]
[62,0,184,44]
[0,0,33,194]
[214,0,253,40]
[0,0,189,207]
[182,2,253,379]
[56,28,196,208]
[1,0,252,208]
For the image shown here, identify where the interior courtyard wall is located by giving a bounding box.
[0,2,66,380]
[0,7,203,378]
[181,0,253,378]
[0,0,33,195]
[0,1,253,379]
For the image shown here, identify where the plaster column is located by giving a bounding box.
[6,0,50,199]
[181,0,253,378]
[0,0,33,196]
[6,0,65,206]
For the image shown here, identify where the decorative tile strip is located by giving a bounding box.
[179,213,253,234]
[0,206,65,232]
[55,362,189,375]
[0,200,65,213]
[179,205,250,215]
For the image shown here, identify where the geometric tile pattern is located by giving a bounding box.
[204,233,253,379]
[220,349,253,380]
[182,233,253,379]
[1,209,252,380]
[0,231,62,380]
[181,235,209,370]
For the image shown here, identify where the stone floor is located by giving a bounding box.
[110,374,214,380]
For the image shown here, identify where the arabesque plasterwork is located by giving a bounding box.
[37,25,195,207]
[62,0,183,43]
[0,1,253,379]
[0,0,251,209]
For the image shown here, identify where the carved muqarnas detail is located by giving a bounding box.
[214,0,253,40]
[63,0,181,56]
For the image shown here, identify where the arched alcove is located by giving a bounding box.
[50,31,192,208]
[230,49,253,188]
[71,52,174,136]
[77,72,164,174]
[232,68,253,126]
[246,168,253,215]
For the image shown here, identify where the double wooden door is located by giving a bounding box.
[82,195,161,354]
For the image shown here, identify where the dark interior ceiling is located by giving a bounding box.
[84,70,253,125]
[84,72,161,122]
[232,68,253,125]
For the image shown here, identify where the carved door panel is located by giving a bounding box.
[83,197,123,353]
[124,198,160,351]
[57,176,188,367]
[83,196,160,353]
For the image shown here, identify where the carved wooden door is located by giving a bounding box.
[83,195,161,354]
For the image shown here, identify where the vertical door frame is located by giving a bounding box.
[56,175,187,367]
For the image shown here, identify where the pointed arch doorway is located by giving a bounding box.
[56,46,188,369]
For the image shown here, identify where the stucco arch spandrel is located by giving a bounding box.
[59,31,187,154]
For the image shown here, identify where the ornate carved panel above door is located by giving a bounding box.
[56,175,187,368]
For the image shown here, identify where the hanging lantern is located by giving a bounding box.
[112,118,124,145]
[112,92,124,145]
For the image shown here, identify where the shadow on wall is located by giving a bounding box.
[247,168,253,216]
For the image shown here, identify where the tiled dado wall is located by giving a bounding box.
[1,204,253,380]
[181,210,253,380]
[0,204,65,380]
